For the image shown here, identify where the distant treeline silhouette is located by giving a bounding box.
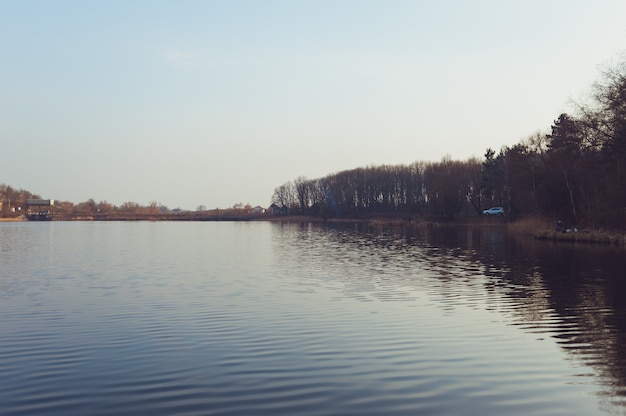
[271,58,626,230]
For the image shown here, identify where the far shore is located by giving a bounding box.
[2,213,623,247]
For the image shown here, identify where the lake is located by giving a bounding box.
[1,221,625,415]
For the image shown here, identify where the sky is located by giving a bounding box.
[1,0,625,210]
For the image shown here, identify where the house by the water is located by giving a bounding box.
[26,199,55,220]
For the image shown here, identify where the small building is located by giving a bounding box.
[251,206,266,214]
[26,199,55,220]
[267,203,282,215]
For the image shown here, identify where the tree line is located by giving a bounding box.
[0,190,170,219]
[271,58,626,230]
[0,188,260,220]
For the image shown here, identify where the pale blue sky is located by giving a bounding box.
[1,0,625,209]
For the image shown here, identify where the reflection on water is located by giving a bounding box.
[0,221,625,415]
[272,222,626,410]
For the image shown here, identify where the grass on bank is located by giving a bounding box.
[507,217,625,246]
[365,215,624,247]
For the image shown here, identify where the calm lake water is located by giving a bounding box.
[1,221,625,415]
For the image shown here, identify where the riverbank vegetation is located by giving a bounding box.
[270,58,626,237]
[0,196,268,222]
[506,217,624,246]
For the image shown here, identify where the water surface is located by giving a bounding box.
[1,221,625,415]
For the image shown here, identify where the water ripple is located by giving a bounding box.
[0,222,624,415]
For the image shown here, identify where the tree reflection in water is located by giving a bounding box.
[274,221,626,408]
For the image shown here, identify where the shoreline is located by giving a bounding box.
[2,214,623,247]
